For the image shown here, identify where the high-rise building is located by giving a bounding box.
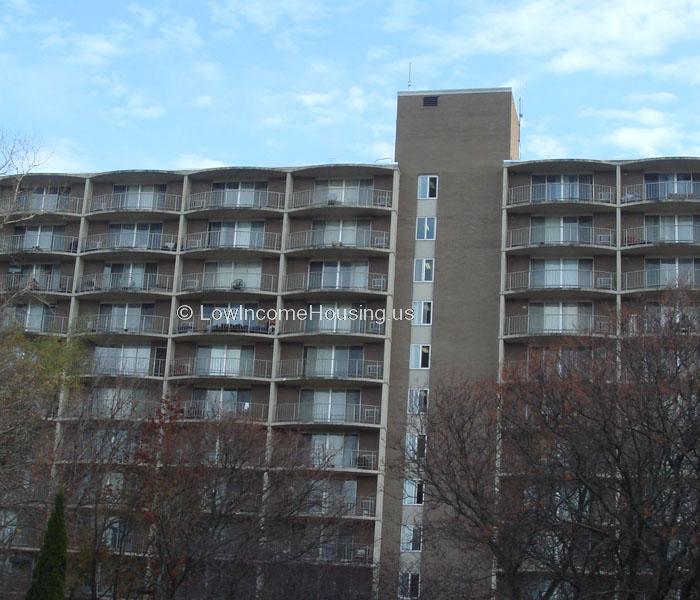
[3,87,697,598]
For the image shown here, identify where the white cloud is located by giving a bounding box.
[105,93,165,127]
[657,55,700,84]
[193,61,223,81]
[370,141,394,160]
[381,0,424,33]
[579,107,668,127]
[171,153,228,169]
[127,3,157,27]
[39,138,93,173]
[210,0,327,32]
[158,17,202,51]
[294,91,336,107]
[66,33,124,66]
[5,0,34,14]
[260,115,285,127]
[625,92,678,104]
[603,126,683,157]
[523,134,569,159]
[193,95,214,108]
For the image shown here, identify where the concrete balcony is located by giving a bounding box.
[278,358,384,382]
[177,272,277,295]
[174,318,274,338]
[279,318,385,341]
[275,402,381,426]
[0,273,73,295]
[0,234,79,255]
[503,313,612,338]
[622,269,700,292]
[181,230,281,253]
[77,313,169,336]
[169,357,273,380]
[506,226,616,252]
[186,189,284,211]
[291,188,392,210]
[292,542,374,565]
[507,183,616,207]
[621,182,700,205]
[622,225,700,249]
[178,397,269,422]
[287,229,390,254]
[77,272,173,295]
[0,193,83,216]
[59,397,160,420]
[2,313,68,334]
[82,232,178,253]
[89,192,181,214]
[303,448,379,472]
[302,496,377,519]
[504,269,615,295]
[87,356,167,378]
[284,272,388,295]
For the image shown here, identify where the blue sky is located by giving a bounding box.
[2,0,700,172]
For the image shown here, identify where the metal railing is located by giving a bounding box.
[169,357,272,379]
[88,356,166,377]
[278,358,384,380]
[306,447,379,471]
[0,234,79,253]
[60,397,160,419]
[622,269,700,291]
[287,229,390,251]
[178,272,277,293]
[622,225,700,246]
[1,313,68,334]
[182,230,281,251]
[178,398,269,421]
[0,273,73,294]
[505,269,615,291]
[621,181,700,204]
[275,402,381,425]
[504,313,612,336]
[186,189,284,211]
[89,192,181,213]
[176,318,273,335]
[78,313,169,335]
[77,272,173,293]
[0,194,83,215]
[284,272,388,293]
[506,226,616,248]
[279,319,385,336]
[82,232,178,252]
[294,542,374,565]
[507,183,616,206]
[291,188,392,209]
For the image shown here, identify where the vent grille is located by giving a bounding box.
[422,96,439,107]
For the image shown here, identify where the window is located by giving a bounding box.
[417,175,438,200]
[413,259,434,282]
[412,301,432,325]
[415,217,436,240]
[0,511,17,543]
[410,344,431,369]
[423,95,438,106]
[403,479,424,505]
[399,572,420,599]
[407,389,428,414]
[406,433,427,459]
[400,524,423,552]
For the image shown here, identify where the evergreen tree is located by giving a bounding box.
[25,491,67,600]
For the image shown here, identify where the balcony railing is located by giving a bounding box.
[2,313,68,334]
[622,225,700,246]
[0,234,79,253]
[504,314,612,336]
[284,272,388,293]
[79,313,169,335]
[176,318,273,335]
[305,447,379,471]
[507,183,616,206]
[291,188,392,209]
[0,194,83,215]
[88,356,166,378]
[178,272,278,293]
[275,402,381,425]
[182,230,281,251]
[89,192,181,213]
[291,542,374,565]
[60,397,160,420]
[621,181,700,204]
[186,190,284,211]
[178,398,268,421]
[622,269,700,291]
[169,357,272,379]
[278,358,384,381]
[83,232,178,252]
[0,273,73,294]
[77,272,173,293]
[287,229,390,251]
[505,269,615,292]
[506,226,616,248]
[279,319,385,336]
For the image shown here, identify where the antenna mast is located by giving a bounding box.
[407,62,412,90]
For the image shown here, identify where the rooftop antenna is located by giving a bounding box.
[407,62,412,90]
[518,82,524,159]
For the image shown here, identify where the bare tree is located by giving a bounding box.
[408,291,700,600]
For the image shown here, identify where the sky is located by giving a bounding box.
[2,0,700,172]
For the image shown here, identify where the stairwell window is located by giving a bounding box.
[414,258,434,282]
[415,217,436,240]
[410,344,431,369]
[407,389,428,414]
[417,175,438,199]
[400,524,423,552]
[412,301,432,325]
[403,479,424,505]
[399,572,421,599]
